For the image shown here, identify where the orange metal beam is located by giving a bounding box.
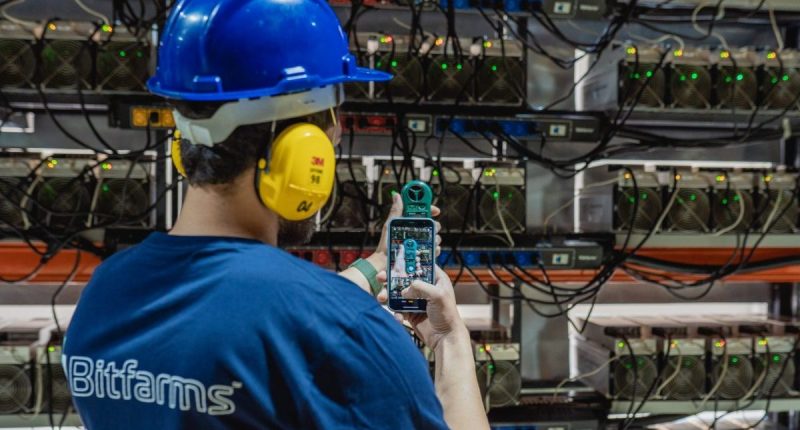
[0,242,98,284]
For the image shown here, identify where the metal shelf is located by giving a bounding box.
[611,398,800,415]
[0,413,81,428]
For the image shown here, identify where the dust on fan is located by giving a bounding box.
[476,58,524,104]
[668,189,710,232]
[711,354,754,399]
[0,39,35,87]
[754,353,795,397]
[479,186,524,232]
[620,63,665,107]
[757,189,799,233]
[762,68,800,110]
[435,184,473,232]
[717,67,758,109]
[40,40,91,89]
[34,178,92,230]
[476,361,520,409]
[94,179,149,227]
[713,189,753,232]
[660,356,706,400]
[616,188,662,231]
[0,364,32,414]
[96,41,149,91]
[45,365,73,413]
[427,57,474,103]
[670,65,712,108]
[614,355,658,399]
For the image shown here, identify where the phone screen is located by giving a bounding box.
[387,217,435,312]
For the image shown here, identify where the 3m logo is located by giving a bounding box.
[311,157,325,167]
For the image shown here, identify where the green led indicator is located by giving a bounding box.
[679,75,687,82]
[690,194,697,201]
[441,63,448,70]
[119,50,126,57]
[390,60,398,68]
[102,184,110,193]
[690,72,699,80]
[733,195,740,202]
[628,196,635,204]
[736,73,744,81]
[432,169,439,176]
[783,75,790,82]
[492,191,499,200]
[645,70,653,78]
[773,354,782,363]
[772,77,779,84]
[48,346,55,352]
[625,363,633,369]
[456,63,462,70]
[731,356,740,364]
[491,65,498,72]
[617,341,625,349]
[507,192,513,200]
[633,72,641,79]
[136,51,143,58]
[722,198,728,205]
[641,193,648,200]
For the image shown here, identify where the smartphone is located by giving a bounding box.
[387,217,436,312]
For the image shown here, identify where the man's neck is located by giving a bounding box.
[170,177,278,245]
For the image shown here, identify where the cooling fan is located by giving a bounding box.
[757,189,799,233]
[667,189,710,232]
[476,58,525,104]
[435,184,473,232]
[619,63,665,107]
[717,67,758,109]
[0,364,32,414]
[478,186,525,232]
[711,354,754,399]
[713,189,753,232]
[0,178,25,229]
[613,355,658,399]
[427,57,474,102]
[616,187,663,231]
[660,356,706,400]
[0,39,35,87]
[754,353,795,397]
[94,179,149,226]
[374,54,424,101]
[40,40,91,89]
[670,65,712,108]
[763,68,800,110]
[34,177,92,230]
[45,364,72,413]
[476,360,521,408]
[96,41,149,91]
[327,181,368,230]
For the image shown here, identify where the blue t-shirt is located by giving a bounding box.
[64,233,447,429]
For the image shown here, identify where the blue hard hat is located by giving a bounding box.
[147,0,391,101]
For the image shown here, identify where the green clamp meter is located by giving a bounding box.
[401,180,433,218]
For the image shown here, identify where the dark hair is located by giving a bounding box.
[172,101,335,186]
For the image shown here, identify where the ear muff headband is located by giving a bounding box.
[257,123,335,221]
[172,131,187,177]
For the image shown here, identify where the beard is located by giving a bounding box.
[277,217,315,247]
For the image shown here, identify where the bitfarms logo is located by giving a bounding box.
[64,355,241,416]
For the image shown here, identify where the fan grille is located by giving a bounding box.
[712,355,754,399]
[0,39,35,87]
[476,58,525,104]
[763,68,800,110]
[668,188,710,232]
[94,179,149,226]
[614,355,658,399]
[478,186,525,232]
[40,40,92,89]
[476,361,521,408]
[0,178,25,229]
[661,356,706,400]
[616,187,662,231]
[670,65,712,108]
[713,190,753,232]
[757,189,799,233]
[96,41,149,91]
[717,67,758,109]
[0,364,32,414]
[35,178,91,230]
[427,57,474,102]
[754,353,795,397]
[374,54,424,101]
[436,184,472,232]
[620,63,665,107]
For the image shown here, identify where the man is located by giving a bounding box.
[64,0,489,429]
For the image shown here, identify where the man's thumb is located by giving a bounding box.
[388,191,404,219]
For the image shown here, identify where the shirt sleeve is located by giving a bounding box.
[308,306,449,430]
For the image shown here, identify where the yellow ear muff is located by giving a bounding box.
[258,123,335,221]
[171,130,187,177]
